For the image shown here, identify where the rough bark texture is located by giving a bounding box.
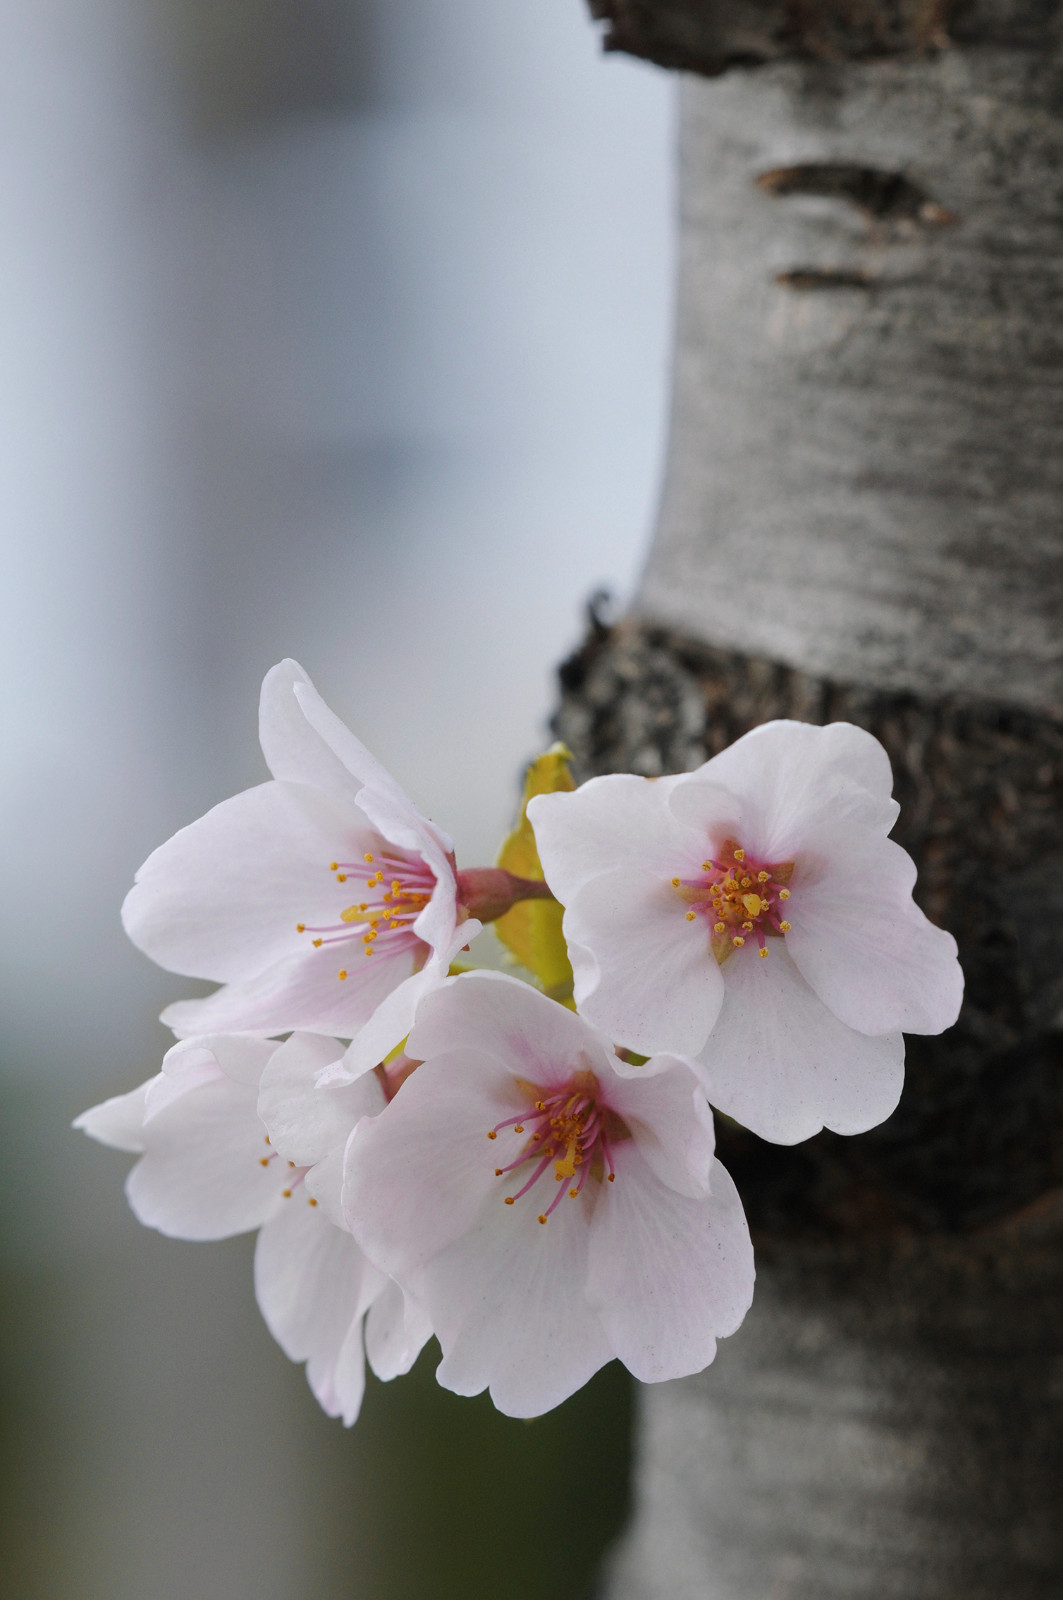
[570,6,1063,1592]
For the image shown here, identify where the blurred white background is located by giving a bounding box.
[0,2,673,1594]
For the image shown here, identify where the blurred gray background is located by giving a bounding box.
[0,2,674,1596]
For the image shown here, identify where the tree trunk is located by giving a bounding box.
[563,5,1063,1592]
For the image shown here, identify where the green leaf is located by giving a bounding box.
[494,744,575,1003]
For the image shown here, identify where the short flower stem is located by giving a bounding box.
[455,867,557,925]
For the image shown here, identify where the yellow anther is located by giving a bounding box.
[338,968,348,980]
[780,920,791,932]
[296,922,306,932]
[392,879,402,894]
[265,1136,270,1145]
[742,920,754,932]
[686,910,696,921]
[312,938,323,948]
[514,1124,524,1134]
[487,1130,497,1140]
[259,1157,269,1167]
[741,876,751,887]
[569,1188,579,1198]
[504,1196,515,1206]
[288,1161,296,1168]
[758,871,770,882]
[535,1101,546,1111]
[329,861,339,871]
[732,935,745,947]
[607,1172,615,1182]
[779,888,791,900]
[494,1167,503,1176]
[282,1188,292,1198]
[537,1214,547,1225]
[759,947,769,958]
[364,947,374,956]
[702,860,713,871]
[336,873,347,882]
[364,852,374,863]
[734,848,745,861]
[714,921,726,933]
[671,877,681,887]
[742,893,763,917]
[308,1198,318,1207]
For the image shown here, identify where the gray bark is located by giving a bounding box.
[566,8,1063,1595]
[638,60,1063,713]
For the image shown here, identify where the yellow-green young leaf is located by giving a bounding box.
[494,744,575,1002]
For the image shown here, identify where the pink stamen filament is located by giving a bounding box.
[297,849,436,972]
[489,1081,617,1221]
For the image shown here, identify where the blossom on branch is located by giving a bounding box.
[122,660,478,1064]
[528,720,963,1144]
[75,1031,430,1423]
[342,971,755,1418]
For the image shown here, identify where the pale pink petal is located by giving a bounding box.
[259,659,367,802]
[324,950,464,1081]
[587,1151,754,1383]
[73,1081,152,1152]
[122,779,374,983]
[343,1048,518,1273]
[257,1032,379,1167]
[162,933,424,1039]
[563,869,725,1057]
[254,1198,387,1426]
[673,720,899,860]
[528,773,693,904]
[282,667,457,861]
[124,1076,283,1240]
[364,1280,433,1381]
[784,823,963,1036]
[427,1187,613,1418]
[147,1036,275,1122]
[605,1058,716,1198]
[404,970,617,1091]
[695,943,906,1143]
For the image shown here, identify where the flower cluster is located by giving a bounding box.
[79,661,962,1420]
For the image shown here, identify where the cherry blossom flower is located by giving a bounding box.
[342,971,755,1419]
[528,720,963,1145]
[122,660,544,1070]
[75,1031,430,1423]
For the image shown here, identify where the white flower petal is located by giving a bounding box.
[364,1280,434,1381]
[405,969,617,1089]
[257,1032,378,1167]
[259,659,365,803]
[605,1058,716,1198]
[162,934,424,1039]
[529,773,692,904]
[563,869,725,1057]
[674,720,899,858]
[122,779,372,983]
[587,1151,754,1384]
[696,943,906,1143]
[784,823,963,1036]
[125,1076,282,1240]
[343,1047,518,1275]
[73,1080,152,1152]
[254,1199,386,1426]
[428,1188,613,1418]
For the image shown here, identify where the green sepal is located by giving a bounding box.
[494,744,575,1003]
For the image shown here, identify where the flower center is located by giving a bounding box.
[671,839,794,964]
[296,849,434,981]
[485,1068,626,1225]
